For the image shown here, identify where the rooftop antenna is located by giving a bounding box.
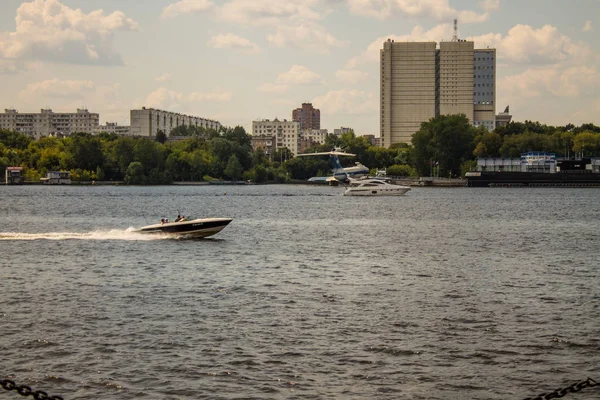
[452,18,458,41]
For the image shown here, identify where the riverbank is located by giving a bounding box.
[5,178,467,187]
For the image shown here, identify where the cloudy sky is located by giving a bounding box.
[0,0,598,135]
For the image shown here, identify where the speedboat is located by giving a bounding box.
[137,217,233,238]
[343,178,411,196]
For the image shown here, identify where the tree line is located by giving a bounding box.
[1,116,599,183]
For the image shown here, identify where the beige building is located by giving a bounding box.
[0,108,99,139]
[252,119,300,155]
[251,134,275,159]
[96,122,131,136]
[380,40,437,147]
[439,40,474,122]
[380,38,496,147]
[130,107,221,137]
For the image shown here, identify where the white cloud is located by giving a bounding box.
[347,24,452,67]
[312,89,377,114]
[267,23,346,53]
[345,0,490,23]
[0,0,137,66]
[0,60,20,74]
[469,24,591,64]
[156,73,172,82]
[145,87,232,110]
[582,20,593,32]
[276,65,324,85]
[163,0,341,53]
[19,79,97,98]
[207,33,260,54]
[500,66,600,99]
[161,0,214,18]
[479,0,499,11]
[335,69,370,84]
[188,90,232,102]
[217,0,322,26]
[257,83,288,94]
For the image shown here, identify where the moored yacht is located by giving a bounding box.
[137,217,233,238]
[343,178,411,196]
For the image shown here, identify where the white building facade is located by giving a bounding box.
[130,107,222,137]
[95,122,131,136]
[0,108,99,139]
[252,119,300,155]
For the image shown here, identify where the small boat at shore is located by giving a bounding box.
[137,217,233,238]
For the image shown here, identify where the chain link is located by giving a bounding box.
[524,377,598,400]
[1,379,64,400]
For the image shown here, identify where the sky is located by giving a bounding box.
[0,0,598,136]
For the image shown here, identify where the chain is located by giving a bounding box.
[524,377,598,400]
[0,379,64,400]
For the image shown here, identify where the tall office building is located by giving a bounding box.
[380,41,437,146]
[0,108,99,139]
[380,36,496,147]
[292,103,320,130]
[473,48,496,131]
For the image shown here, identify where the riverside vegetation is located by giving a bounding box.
[1,115,599,184]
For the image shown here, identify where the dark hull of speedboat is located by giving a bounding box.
[139,218,233,238]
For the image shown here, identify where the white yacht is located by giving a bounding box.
[343,178,411,196]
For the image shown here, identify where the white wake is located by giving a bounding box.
[0,228,166,241]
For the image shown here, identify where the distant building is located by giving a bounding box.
[380,25,496,147]
[362,134,376,145]
[5,167,23,185]
[40,171,71,185]
[495,105,512,128]
[252,118,300,155]
[333,127,352,136]
[0,108,99,139]
[251,134,275,158]
[96,122,131,136]
[299,129,328,153]
[130,107,221,138]
[292,103,320,130]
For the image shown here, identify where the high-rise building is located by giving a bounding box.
[474,48,497,131]
[380,36,496,147]
[130,107,221,137]
[0,108,99,139]
[292,103,320,130]
[380,41,437,146]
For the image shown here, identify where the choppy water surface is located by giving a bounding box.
[1,185,599,399]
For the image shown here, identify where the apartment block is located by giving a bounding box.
[333,127,353,136]
[130,107,221,137]
[251,134,275,158]
[292,103,320,130]
[252,119,300,155]
[96,122,131,136]
[0,108,99,139]
[380,38,497,147]
[300,129,328,153]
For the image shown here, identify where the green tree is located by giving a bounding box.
[411,114,476,177]
[67,133,104,171]
[156,130,167,144]
[572,132,600,156]
[224,154,243,180]
[125,161,145,184]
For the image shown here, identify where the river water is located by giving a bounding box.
[0,185,599,399]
